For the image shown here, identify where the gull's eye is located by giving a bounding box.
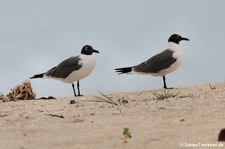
[177,36,180,39]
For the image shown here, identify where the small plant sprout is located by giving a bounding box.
[152,91,180,100]
[89,92,129,116]
[209,84,216,90]
[123,128,132,139]
[95,92,119,106]
[178,94,190,98]
[118,97,128,106]
[94,92,128,106]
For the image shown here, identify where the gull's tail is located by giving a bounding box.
[115,67,133,74]
[30,73,45,79]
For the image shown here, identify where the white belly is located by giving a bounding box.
[149,42,183,77]
[151,43,183,76]
[156,57,182,76]
[45,55,96,83]
[63,55,96,83]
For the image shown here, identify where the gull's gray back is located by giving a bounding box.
[46,56,82,78]
[134,49,176,73]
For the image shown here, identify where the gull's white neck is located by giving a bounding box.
[168,41,183,61]
[168,42,182,52]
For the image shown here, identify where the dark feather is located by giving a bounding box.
[45,56,82,78]
[134,49,177,73]
[30,73,45,79]
[115,67,132,74]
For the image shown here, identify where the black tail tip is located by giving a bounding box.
[115,67,132,74]
[30,73,45,79]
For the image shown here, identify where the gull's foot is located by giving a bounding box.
[163,87,174,89]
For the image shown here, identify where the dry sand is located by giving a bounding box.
[1,83,225,149]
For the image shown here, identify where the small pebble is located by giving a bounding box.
[70,100,76,104]
[90,113,95,116]
[218,128,225,141]
[39,96,56,100]
[48,96,56,99]
[159,107,166,110]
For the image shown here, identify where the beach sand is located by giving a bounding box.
[1,83,225,149]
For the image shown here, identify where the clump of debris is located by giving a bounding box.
[0,93,8,102]
[0,80,36,102]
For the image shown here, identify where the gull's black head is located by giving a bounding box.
[168,34,189,44]
[81,45,99,55]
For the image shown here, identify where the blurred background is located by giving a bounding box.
[0,0,225,97]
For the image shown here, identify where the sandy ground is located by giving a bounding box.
[1,83,225,149]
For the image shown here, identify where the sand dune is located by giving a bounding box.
[1,83,225,149]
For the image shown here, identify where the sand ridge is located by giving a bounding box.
[1,83,225,149]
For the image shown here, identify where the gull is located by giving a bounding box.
[30,45,99,96]
[115,34,189,89]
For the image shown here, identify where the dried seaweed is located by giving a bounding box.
[0,80,36,102]
[45,114,64,119]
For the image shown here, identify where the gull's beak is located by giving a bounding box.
[92,49,100,53]
[181,37,189,41]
